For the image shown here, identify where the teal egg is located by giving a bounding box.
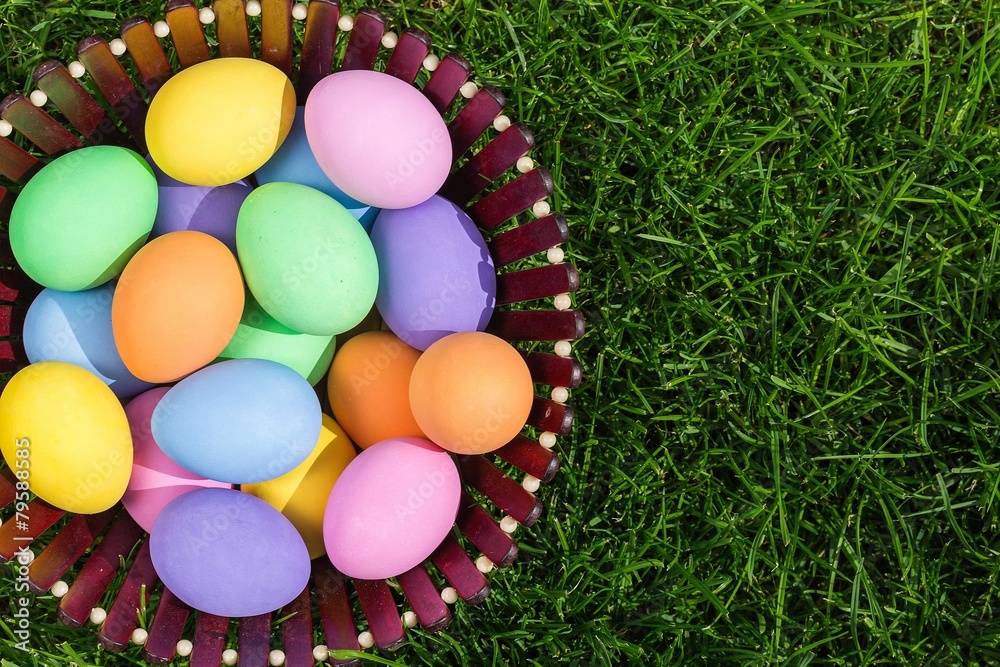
[10,146,157,291]
[236,182,378,336]
[216,290,337,386]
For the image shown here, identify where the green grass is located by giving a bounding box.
[3,0,1000,664]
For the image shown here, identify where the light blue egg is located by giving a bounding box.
[151,359,322,484]
[255,106,379,232]
[23,285,155,399]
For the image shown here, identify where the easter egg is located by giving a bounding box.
[150,488,310,617]
[151,359,322,484]
[112,231,244,383]
[217,290,336,386]
[255,107,379,232]
[146,156,251,253]
[9,146,156,291]
[371,195,495,350]
[323,437,460,579]
[0,362,132,513]
[236,182,378,336]
[23,285,154,399]
[409,332,533,455]
[243,415,355,558]
[327,331,424,448]
[304,70,451,209]
[146,57,296,186]
[122,388,231,532]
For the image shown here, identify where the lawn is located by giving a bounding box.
[3,0,1000,665]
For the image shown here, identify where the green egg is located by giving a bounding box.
[236,182,378,336]
[217,290,337,386]
[10,146,157,291]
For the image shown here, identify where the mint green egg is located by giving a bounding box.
[216,290,337,385]
[236,182,378,336]
[10,146,157,291]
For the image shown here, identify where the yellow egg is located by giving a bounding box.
[146,58,296,186]
[242,415,356,558]
[0,362,133,513]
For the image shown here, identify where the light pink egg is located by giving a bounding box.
[304,70,451,209]
[323,437,460,579]
[122,387,230,532]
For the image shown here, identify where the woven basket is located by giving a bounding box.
[0,1,583,664]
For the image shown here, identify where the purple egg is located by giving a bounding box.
[370,195,496,350]
[146,156,252,253]
[149,488,310,617]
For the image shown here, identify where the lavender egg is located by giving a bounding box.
[146,156,252,253]
[370,195,496,350]
[149,488,310,617]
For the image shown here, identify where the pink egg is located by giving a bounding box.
[323,437,460,579]
[122,387,230,532]
[304,70,451,209]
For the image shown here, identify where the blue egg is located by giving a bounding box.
[254,106,379,232]
[151,359,322,484]
[23,285,154,399]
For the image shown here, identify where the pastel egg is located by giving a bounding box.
[122,388,231,532]
[255,107,379,232]
[150,488,310,617]
[323,437,460,579]
[23,284,154,399]
[243,415,356,558]
[151,359,322,484]
[327,331,424,449]
[146,57,296,186]
[112,231,244,383]
[304,70,451,209]
[9,146,156,291]
[237,182,378,336]
[217,290,336,386]
[0,362,132,513]
[146,156,252,253]
[371,195,495,350]
[409,332,532,455]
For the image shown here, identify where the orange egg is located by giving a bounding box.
[328,331,425,448]
[409,332,533,455]
[112,231,244,383]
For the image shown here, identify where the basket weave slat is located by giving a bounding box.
[235,611,272,667]
[0,94,83,155]
[353,577,406,650]
[121,18,174,95]
[445,85,505,162]
[190,612,230,666]
[468,167,554,230]
[261,0,294,75]
[430,535,488,604]
[165,0,213,69]
[279,585,315,667]
[214,0,253,58]
[497,262,579,306]
[528,396,575,436]
[143,588,191,664]
[99,539,158,649]
[488,213,569,267]
[396,565,451,631]
[384,28,430,83]
[443,123,536,207]
[77,37,150,151]
[456,494,518,567]
[520,351,582,390]
[458,455,541,527]
[27,509,116,594]
[297,0,341,101]
[422,53,469,115]
[0,138,38,182]
[57,513,144,627]
[313,559,361,662]
[33,62,130,147]
[0,498,63,561]
[496,434,560,482]
[341,8,385,72]
[488,308,585,342]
